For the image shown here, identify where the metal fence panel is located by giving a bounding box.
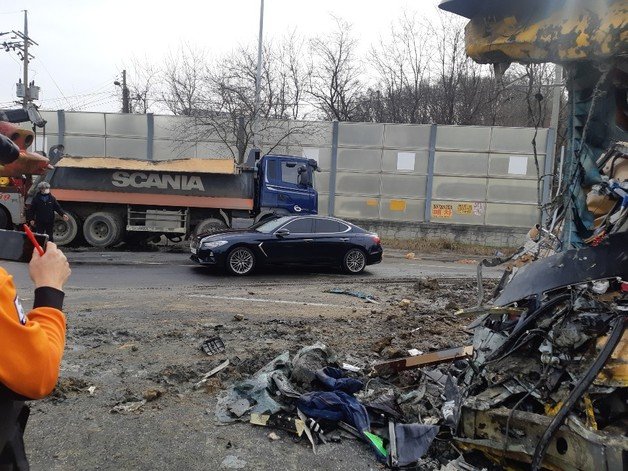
[380,174,428,198]
[106,138,147,159]
[381,149,429,174]
[65,112,105,135]
[338,123,384,147]
[429,200,486,225]
[436,125,492,152]
[486,178,539,203]
[490,127,548,153]
[334,195,380,219]
[383,124,432,149]
[432,176,488,201]
[433,151,489,176]
[485,203,538,227]
[64,135,105,156]
[337,148,382,171]
[380,197,425,222]
[335,172,381,195]
[106,113,147,138]
[488,153,545,178]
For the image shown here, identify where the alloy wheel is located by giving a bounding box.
[345,249,366,273]
[229,248,254,275]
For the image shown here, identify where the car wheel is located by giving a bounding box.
[83,212,124,248]
[226,246,256,276]
[342,248,366,274]
[54,211,80,246]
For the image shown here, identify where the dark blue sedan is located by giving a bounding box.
[190,216,383,275]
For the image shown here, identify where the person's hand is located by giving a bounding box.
[62,214,69,221]
[29,242,71,291]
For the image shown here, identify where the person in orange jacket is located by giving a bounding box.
[0,242,71,470]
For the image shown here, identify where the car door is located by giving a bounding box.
[260,217,315,264]
[311,218,352,263]
[262,158,313,214]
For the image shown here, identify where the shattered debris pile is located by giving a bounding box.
[212,233,627,470]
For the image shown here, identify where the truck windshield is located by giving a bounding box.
[255,216,293,233]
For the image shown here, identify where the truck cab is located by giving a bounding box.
[256,154,319,218]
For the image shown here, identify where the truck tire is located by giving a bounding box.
[83,212,124,248]
[0,208,9,229]
[54,211,80,246]
[194,218,228,237]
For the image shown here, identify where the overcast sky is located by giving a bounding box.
[0,0,452,113]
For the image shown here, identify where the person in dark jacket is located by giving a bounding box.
[28,182,68,242]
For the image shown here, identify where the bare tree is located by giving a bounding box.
[161,35,310,162]
[162,45,210,117]
[307,17,363,121]
[369,11,432,123]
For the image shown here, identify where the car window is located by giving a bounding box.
[281,162,300,185]
[315,219,349,233]
[283,218,314,234]
[266,159,301,186]
[255,216,292,233]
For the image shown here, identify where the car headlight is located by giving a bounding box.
[201,240,229,249]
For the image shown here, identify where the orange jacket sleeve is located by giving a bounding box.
[0,267,66,399]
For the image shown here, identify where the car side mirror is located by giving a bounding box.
[275,229,290,238]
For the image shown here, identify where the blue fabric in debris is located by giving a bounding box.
[315,367,364,394]
[297,390,370,433]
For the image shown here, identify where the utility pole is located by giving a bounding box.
[253,0,264,149]
[1,10,39,108]
[22,11,29,107]
[114,70,130,113]
[122,70,130,113]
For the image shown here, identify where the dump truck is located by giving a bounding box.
[42,150,319,247]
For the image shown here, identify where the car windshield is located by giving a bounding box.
[255,216,293,233]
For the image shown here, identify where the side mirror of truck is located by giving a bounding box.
[275,228,290,238]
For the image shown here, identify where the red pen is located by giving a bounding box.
[23,224,45,256]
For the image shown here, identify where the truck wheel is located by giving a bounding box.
[194,218,228,237]
[83,212,124,248]
[226,246,256,276]
[342,248,367,274]
[54,211,80,246]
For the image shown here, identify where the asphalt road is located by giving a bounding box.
[4,249,502,291]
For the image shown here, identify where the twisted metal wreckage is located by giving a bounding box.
[213,1,627,469]
[436,1,628,469]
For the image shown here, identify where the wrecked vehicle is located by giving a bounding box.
[432,0,628,469]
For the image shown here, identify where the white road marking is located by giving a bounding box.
[189,294,370,309]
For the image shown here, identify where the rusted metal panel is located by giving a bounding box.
[440,0,628,64]
[457,407,628,471]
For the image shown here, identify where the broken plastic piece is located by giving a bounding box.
[326,288,379,304]
[200,337,225,356]
[364,431,387,459]
[194,359,230,389]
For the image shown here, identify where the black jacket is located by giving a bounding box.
[28,193,65,225]
[0,385,29,470]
